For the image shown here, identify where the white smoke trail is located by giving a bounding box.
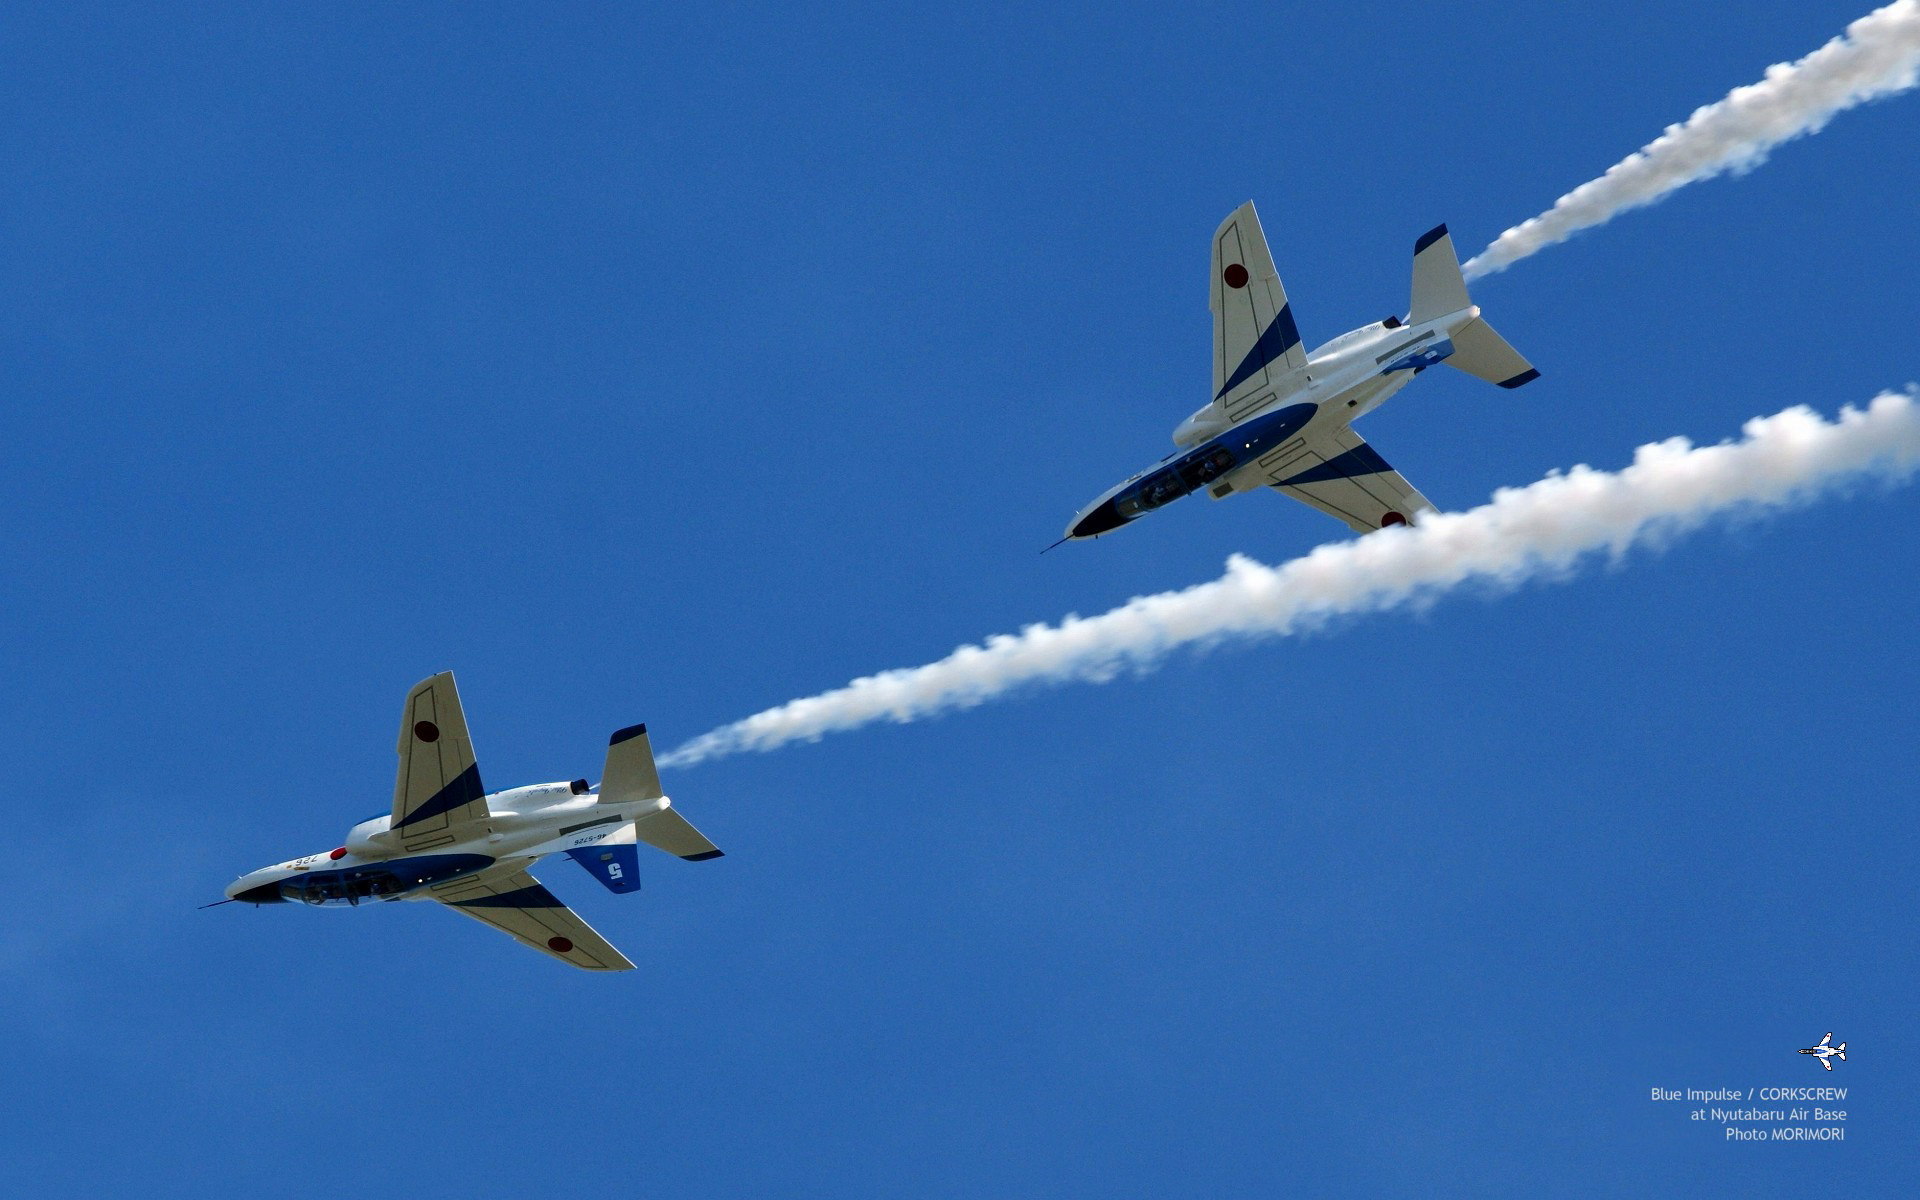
[1464,1,1920,279]
[661,389,1920,767]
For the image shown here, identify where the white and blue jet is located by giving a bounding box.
[1065,202,1539,541]
[220,672,722,971]
[1799,1032,1848,1070]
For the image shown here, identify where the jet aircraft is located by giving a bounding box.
[1799,1032,1847,1070]
[219,671,722,970]
[1064,202,1539,541]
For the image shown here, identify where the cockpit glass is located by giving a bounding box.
[1175,447,1237,489]
[1139,473,1182,509]
[282,867,413,906]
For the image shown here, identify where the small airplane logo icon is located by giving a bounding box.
[1798,1032,1847,1070]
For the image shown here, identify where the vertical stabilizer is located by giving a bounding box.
[1408,223,1540,390]
[600,723,664,804]
[599,723,725,861]
[1409,224,1472,323]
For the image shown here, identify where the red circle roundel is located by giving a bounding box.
[1380,511,1408,527]
[413,720,440,743]
[329,847,348,860]
[547,936,574,953]
[1222,263,1249,289]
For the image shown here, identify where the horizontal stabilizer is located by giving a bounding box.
[1445,317,1539,389]
[634,805,724,861]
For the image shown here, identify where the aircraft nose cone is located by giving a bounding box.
[227,880,288,904]
[1069,500,1126,539]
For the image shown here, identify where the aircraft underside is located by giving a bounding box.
[223,673,725,970]
[1064,202,1536,542]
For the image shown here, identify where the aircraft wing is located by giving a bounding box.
[391,672,492,853]
[1818,1032,1833,1047]
[1818,1056,1833,1070]
[1264,425,1437,533]
[431,867,635,971]
[1212,202,1312,425]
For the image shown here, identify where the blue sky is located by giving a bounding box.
[3,2,1914,1195]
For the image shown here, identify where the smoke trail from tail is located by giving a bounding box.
[660,390,1920,767]
[1464,1,1920,280]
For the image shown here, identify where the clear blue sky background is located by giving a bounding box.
[3,2,1914,1195]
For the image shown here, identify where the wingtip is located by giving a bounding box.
[682,849,725,862]
[609,722,649,746]
[1498,368,1541,389]
[1215,199,1259,236]
[1414,224,1450,255]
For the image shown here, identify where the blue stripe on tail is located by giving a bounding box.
[568,842,642,893]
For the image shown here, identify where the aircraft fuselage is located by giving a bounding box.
[1066,304,1480,540]
[226,782,667,907]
